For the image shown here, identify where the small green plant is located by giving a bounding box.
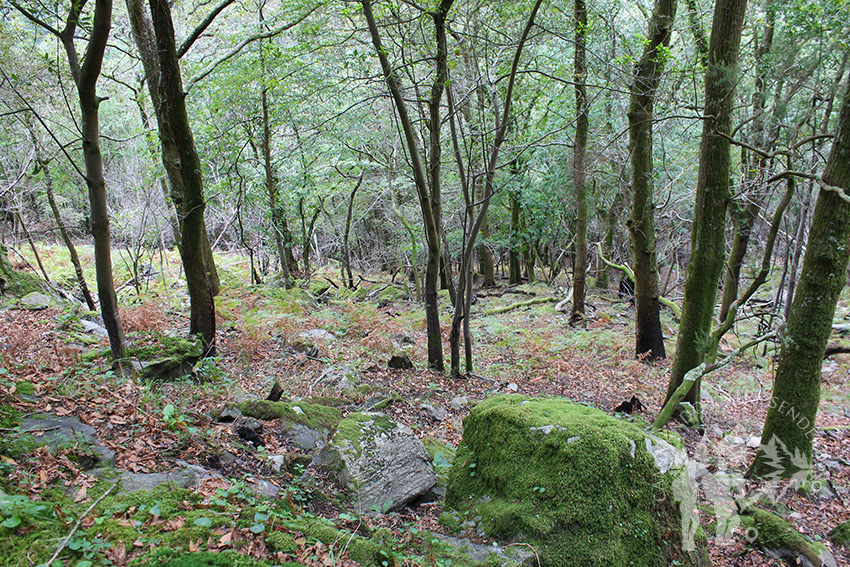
[369,499,393,516]
[0,491,50,529]
[194,356,225,382]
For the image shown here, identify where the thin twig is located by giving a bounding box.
[46,483,116,567]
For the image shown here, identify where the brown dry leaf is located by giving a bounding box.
[189,540,201,552]
[163,516,186,531]
[105,541,127,566]
[218,530,233,547]
[133,538,145,547]
[73,485,87,502]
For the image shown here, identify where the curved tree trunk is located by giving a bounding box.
[665,0,748,411]
[41,159,96,310]
[751,83,850,478]
[627,0,676,360]
[149,0,216,351]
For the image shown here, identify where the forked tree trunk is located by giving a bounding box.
[149,0,216,351]
[665,0,748,411]
[126,0,219,296]
[627,0,676,360]
[751,84,850,478]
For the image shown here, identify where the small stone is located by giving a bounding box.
[217,405,242,423]
[298,329,336,342]
[80,319,108,337]
[746,435,762,448]
[19,292,53,310]
[421,403,447,421]
[506,383,519,392]
[389,333,416,345]
[450,396,468,410]
[388,354,413,369]
[268,454,286,473]
[824,460,841,472]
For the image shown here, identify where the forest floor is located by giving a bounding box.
[1,247,849,566]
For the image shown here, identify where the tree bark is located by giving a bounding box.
[126,0,220,296]
[149,0,216,351]
[570,0,589,325]
[751,84,850,478]
[66,0,127,359]
[361,0,450,371]
[665,0,747,411]
[509,192,523,285]
[627,0,676,360]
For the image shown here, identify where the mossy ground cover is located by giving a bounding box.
[2,245,849,565]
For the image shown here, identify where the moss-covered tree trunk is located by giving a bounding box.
[627,0,676,360]
[570,0,589,325]
[750,85,850,478]
[126,0,219,296]
[664,0,747,410]
[149,0,216,351]
[718,5,774,323]
[66,0,127,360]
[509,192,523,285]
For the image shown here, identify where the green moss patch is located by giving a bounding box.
[831,520,850,547]
[445,395,707,567]
[0,245,42,297]
[237,400,342,430]
[743,508,833,565]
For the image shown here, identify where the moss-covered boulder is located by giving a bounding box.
[444,395,709,567]
[831,520,850,547]
[313,412,436,513]
[0,244,42,297]
[236,400,343,451]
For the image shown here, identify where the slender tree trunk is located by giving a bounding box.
[126,0,219,295]
[343,173,363,289]
[627,0,676,360]
[149,0,216,351]
[55,0,127,359]
[40,160,96,310]
[751,84,850,478]
[719,4,774,323]
[570,0,589,324]
[509,192,523,284]
[361,0,450,371]
[665,0,748,410]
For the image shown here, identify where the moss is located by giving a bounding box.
[306,395,352,407]
[744,508,827,564]
[653,428,685,450]
[138,549,273,567]
[308,280,332,297]
[332,412,396,457]
[12,381,35,396]
[445,395,706,567]
[422,437,456,462]
[237,400,342,430]
[286,516,394,567]
[831,520,850,547]
[0,244,42,297]
[265,530,297,553]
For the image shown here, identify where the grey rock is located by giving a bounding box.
[80,319,108,337]
[19,413,114,468]
[20,292,53,310]
[219,451,238,466]
[117,468,203,494]
[505,383,519,392]
[824,460,841,472]
[389,333,416,346]
[675,402,700,427]
[421,403,447,421]
[268,454,287,473]
[449,396,468,410]
[217,405,242,423]
[250,478,280,499]
[431,534,535,567]
[313,412,436,512]
[282,421,328,451]
[131,356,197,381]
[298,329,337,342]
[746,435,762,449]
[644,435,687,474]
